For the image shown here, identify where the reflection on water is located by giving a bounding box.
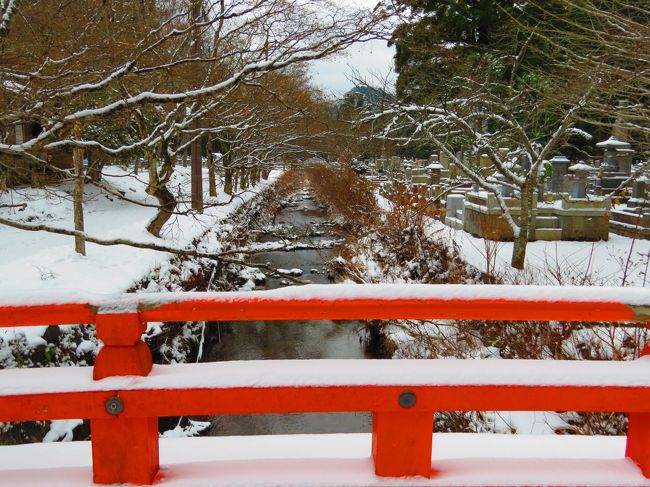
[200,194,373,436]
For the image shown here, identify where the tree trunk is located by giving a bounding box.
[207,148,217,197]
[240,169,248,190]
[146,184,177,237]
[224,167,233,195]
[146,148,158,195]
[233,170,239,192]
[236,169,241,192]
[510,181,535,269]
[72,122,86,256]
[191,129,203,212]
[189,0,203,212]
[145,144,177,237]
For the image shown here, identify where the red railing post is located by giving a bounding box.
[91,313,159,485]
[93,313,151,380]
[626,413,650,476]
[626,344,650,476]
[371,391,434,478]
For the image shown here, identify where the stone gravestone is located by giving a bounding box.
[549,155,571,193]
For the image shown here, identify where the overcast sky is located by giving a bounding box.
[309,39,395,97]
[308,0,396,98]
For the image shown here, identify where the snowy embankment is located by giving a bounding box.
[430,219,650,287]
[0,166,277,340]
[1,434,647,487]
[376,191,650,287]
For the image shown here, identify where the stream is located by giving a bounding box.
[200,190,376,436]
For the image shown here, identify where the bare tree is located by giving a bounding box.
[365,0,648,269]
[0,0,391,249]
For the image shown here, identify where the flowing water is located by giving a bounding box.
[201,191,375,436]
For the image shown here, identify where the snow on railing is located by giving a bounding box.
[1,284,650,485]
[3,283,650,326]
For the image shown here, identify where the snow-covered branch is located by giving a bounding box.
[0,215,310,283]
[0,0,16,35]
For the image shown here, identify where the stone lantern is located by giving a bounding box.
[568,161,596,199]
[426,162,443,185]
[596,136,634,175]
[595,136,635,192]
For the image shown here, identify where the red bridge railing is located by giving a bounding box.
[1,284,650,485]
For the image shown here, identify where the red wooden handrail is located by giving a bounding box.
[1,284,650,485]
[2,284,650,327]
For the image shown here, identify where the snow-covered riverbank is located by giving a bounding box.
[431,219,650,287]
[0,167,278,295]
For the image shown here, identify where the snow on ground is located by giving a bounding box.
[0,166,277,341]
[430,219,650,287]
[1,433,647,486]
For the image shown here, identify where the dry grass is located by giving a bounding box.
[268,169,306,212]
[305,162,378,233]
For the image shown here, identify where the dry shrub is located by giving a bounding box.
[305,162,378,233]
[373,183,473,284]
[382,182,444,227]
[398,316,643,435]
[269,169,305,208]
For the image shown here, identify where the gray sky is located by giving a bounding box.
[308,0,395,97]
[309,38,395,97]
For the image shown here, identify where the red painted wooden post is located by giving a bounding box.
[626,413,650,476]
[372,393,434,478]
[91,314,159,485]
[626,343,650,476]
[94,313,151,380]
[92,417,159,484]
